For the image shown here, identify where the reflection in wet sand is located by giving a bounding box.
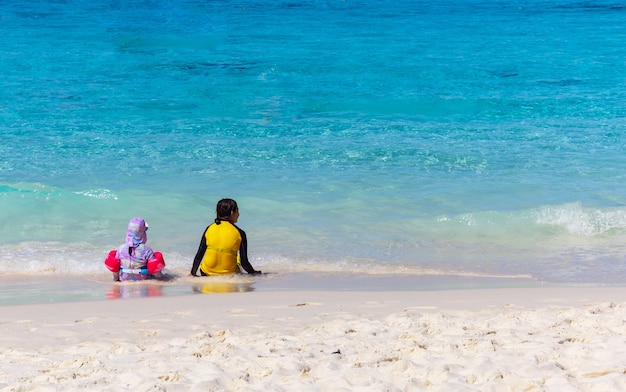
[192,281,254,294]
[106,283,163,299]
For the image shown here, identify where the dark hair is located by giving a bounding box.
[215,198,238,224]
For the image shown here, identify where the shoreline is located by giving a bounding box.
[0,270,600,306]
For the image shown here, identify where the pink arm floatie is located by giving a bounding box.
[147,251,165,274]
[104,249,121,273]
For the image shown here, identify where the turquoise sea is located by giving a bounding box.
[1,0,626,302]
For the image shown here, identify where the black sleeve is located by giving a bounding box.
[190,226,209,276]
[235,226,259,274]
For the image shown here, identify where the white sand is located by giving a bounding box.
[1,286,626,391]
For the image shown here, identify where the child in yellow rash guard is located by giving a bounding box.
[190,198,261,276]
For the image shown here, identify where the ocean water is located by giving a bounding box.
[1,0,626,288]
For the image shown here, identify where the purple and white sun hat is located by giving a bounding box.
[125,217,148,247]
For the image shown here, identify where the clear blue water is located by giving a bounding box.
[1,0,626,284]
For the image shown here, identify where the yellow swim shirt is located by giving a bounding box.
[199,221,242,276]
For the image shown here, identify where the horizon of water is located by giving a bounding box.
[1,0,626,291]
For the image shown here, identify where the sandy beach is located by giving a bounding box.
[1,281,626,391]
